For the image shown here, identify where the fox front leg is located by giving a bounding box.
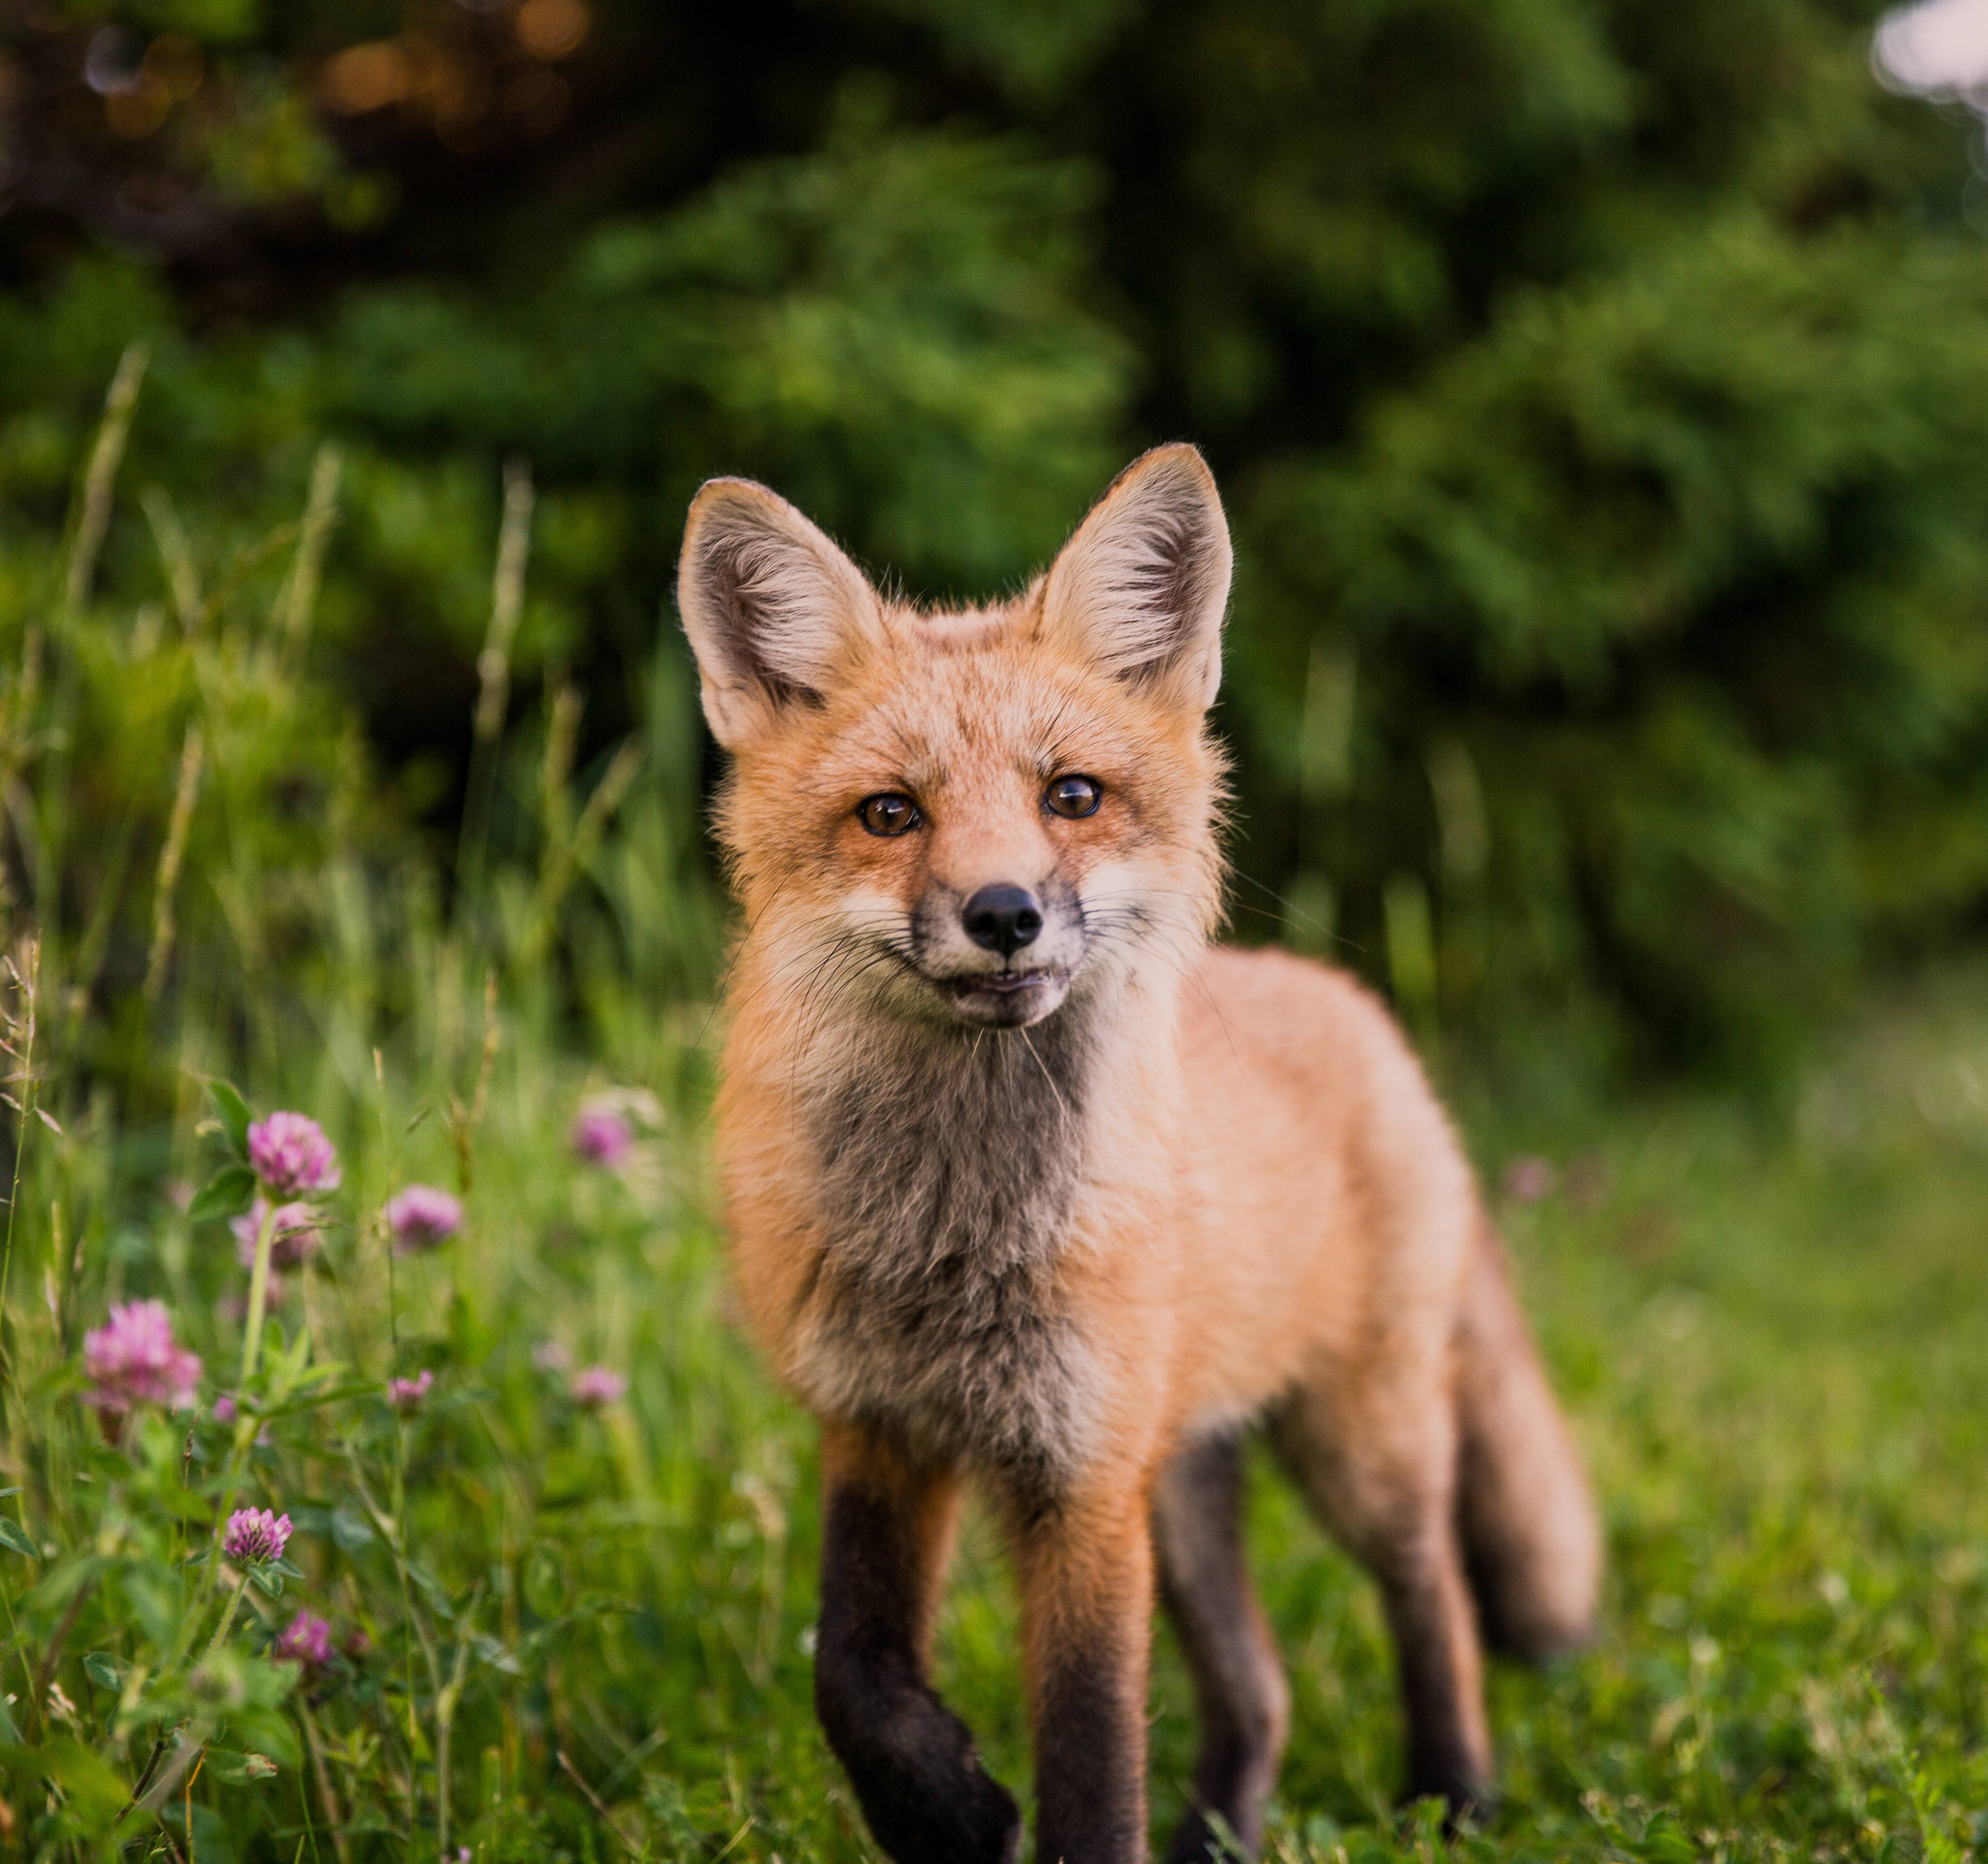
[1012,1482,1157,1864]
[812,1425,1022,1864]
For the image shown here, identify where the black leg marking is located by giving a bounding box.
[1379,1552,1496,1824]
[1032,1616,1147,1864]
[1015,1488,1155,1864]
[815,1479,1020,1864]
[1154,1436,1289,1863]
[1268,1387,1495,1827]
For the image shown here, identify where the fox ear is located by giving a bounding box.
[678,478,882,749]
[1038,444,1232,712]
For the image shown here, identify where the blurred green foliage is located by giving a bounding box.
[3,0,1986,1068]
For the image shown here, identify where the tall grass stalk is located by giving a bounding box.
[278,441,345,668]
[0,939,41,1407]
[140,484,202,631]
[143,722,205,1001]
[521,738,644,968]
[62,343,149,617]
[457,456,535,918]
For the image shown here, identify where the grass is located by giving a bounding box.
[0,372,1984,1861]
[7,952,1987,1864]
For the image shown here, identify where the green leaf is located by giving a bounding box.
[277,1319,313,1380]
[259,1380,371,1421]
[0,1516,39,1558]
[329,1502,376,1551]
[249,1564,284,1598]
[208,1078,254,1159]
[232,1705,301,1769]
[26,1553,102,1612]
[472,1632,523,1676]
[188,1164,255,1222]
[122,1566,181,1649]
[155,1484,211,1524]
[38,1737,129,1831]
[82,1651,127,1691]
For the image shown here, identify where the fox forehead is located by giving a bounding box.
[713,615,1225,916]
[683,445,1237,901]
[746,608,1184,806]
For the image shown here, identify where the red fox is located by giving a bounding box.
[678,446,1600,1863]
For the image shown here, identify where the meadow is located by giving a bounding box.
[1,381,1986,1864]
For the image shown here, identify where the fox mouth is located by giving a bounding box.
[930,966,1068,1027]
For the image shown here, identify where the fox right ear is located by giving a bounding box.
[1037,444,1232,714]
[677,479,882,749]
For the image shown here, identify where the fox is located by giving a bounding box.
[676,444,1601,1864]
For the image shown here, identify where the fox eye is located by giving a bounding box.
[1044,774,1102,819]
[858,792,921,838]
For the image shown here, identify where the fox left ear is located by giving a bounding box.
[677,477,883,750]
[1038,444,1233,712]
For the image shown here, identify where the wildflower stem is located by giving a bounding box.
[557,1748,642,1853]
[203,1571,251,1658]
[341,1454,444,1820]
[33,1572,94,1698]
[300,1700,353,1864]
[184,1746,204,1859]
[178,1402,265,1665]
[0,1575,47,1742]
[238,1198,280,1389]
[434,1596,479,1855]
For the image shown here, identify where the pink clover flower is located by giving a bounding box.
[247,1112,341,1199]
[274,1611,332,1669]
[83,1301,201,1418]
[385,1184,463,1254]
[223,1507,292,1565]
[569,1365,627,1409]
[570,1104,632,1166]
[387,1369,434,1414]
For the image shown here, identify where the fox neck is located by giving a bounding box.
[812,1004,1089,1260]
[800,955,1179,1263]
[789,967,1174,1478]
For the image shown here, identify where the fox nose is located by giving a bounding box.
[962,884,1043,958]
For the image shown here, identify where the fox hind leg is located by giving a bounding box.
[1270,1373,1494,1821]
[1154,1434,1291,1863]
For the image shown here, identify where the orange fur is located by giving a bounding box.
[679,447,1600,1862]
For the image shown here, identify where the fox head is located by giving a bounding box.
[678,445,1231,1036]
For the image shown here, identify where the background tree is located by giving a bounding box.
[1,0,1983,1069]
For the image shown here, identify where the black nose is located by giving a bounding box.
[962,884,1043,958]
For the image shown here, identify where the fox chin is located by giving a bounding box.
[678,443,1601,1864]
